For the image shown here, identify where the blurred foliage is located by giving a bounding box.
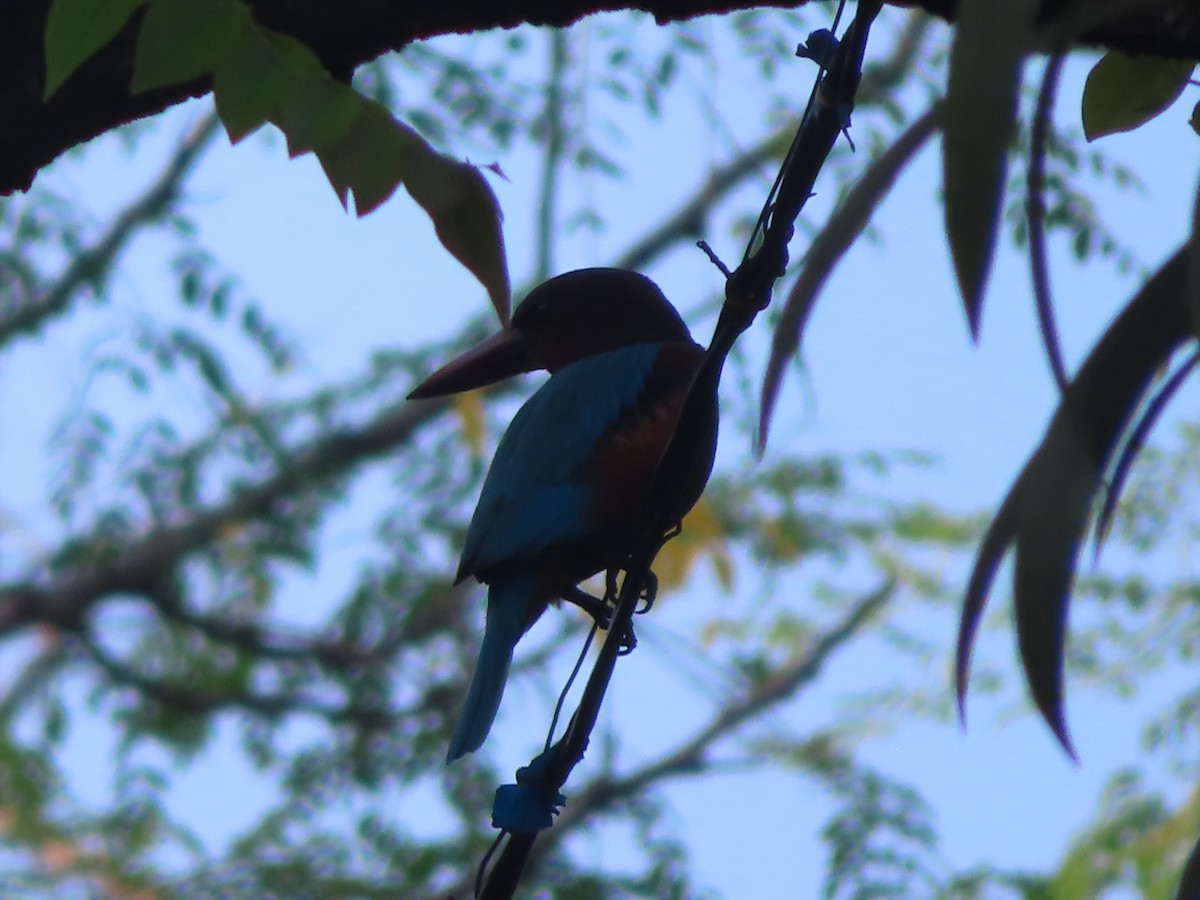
[0,5,1196,898]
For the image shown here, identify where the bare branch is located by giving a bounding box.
[0,394,454,637]
[0,113,221,347]
[76,627,393,727]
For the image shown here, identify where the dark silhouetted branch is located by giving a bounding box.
[476,4,884,895]
[437,579,892,899]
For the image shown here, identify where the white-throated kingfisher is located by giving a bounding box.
[408,268,718,762]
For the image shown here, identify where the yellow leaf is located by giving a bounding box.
[452,391,487,459]
[654,497,735,592]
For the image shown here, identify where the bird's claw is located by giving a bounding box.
[565,584,637,653]
[634,570,658,615]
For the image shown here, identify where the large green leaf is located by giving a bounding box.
[131,0,245,94]
[212,22,319,144]
[316,102,416,215]
[213,22,358,155]
[942,0,1037,336]
[211,16,509,311]
[43,0,147,99]
[957,248,1193,752]
[1082,52,1194,142]
[404,150,510,324]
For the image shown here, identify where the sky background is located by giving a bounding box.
[3,7,1200,897]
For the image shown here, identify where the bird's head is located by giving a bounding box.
[408,268,692,399]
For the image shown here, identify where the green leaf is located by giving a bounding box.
[43,0,148,99]
[1081,52,1194,141]
[213,16,509,301]
[403,149,511,323]
[942,0,1037,336]
[275,74,361,160]
[316,102,416,214]
[131,0,245,93]
[213,23,358,154]
[957,248,1192,754]
[211,21,287,143]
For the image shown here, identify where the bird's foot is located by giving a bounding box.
[635,570,658,615]
[609,564,658,615]
[564,586,637,654]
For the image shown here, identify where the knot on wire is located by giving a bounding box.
[797,29,840,69]
[492,747,567,834]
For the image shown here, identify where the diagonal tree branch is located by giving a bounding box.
[0,395,452,636]
[76,627,393,727]
[0,112,221,348]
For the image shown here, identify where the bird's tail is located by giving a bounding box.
[446,571,534,762]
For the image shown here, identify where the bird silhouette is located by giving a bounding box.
[409,268,718,762]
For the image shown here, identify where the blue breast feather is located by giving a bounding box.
[457,342,664,580]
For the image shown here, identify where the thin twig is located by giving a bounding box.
[0,396,456,638]
[76,627,392,726]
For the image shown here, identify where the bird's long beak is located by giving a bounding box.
[407,328,535,399]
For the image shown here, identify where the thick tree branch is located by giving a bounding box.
[76,628,393,726]
[0,395,453,637]
[4,0,1199,196]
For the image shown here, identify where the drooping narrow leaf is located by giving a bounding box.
[1012,416,1094,757]
[1176,832,1200,900]
[1081,52,1194,142]
[956,484,1022,721]
[1094,352,1200,552]
[957,248,1192,751]
[942,0,1037,336]
[43,0,148,99]
[131,0,245,93]
[760,104,942,453]
[1190,175,1200,339]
